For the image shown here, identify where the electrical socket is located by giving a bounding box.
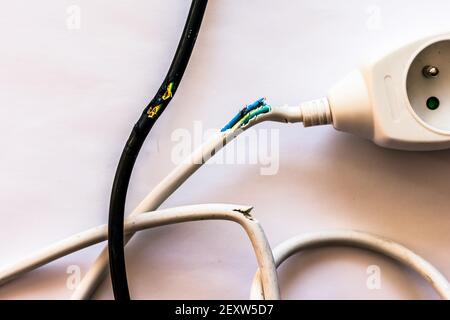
[327,33,450,151]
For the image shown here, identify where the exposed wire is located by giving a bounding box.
[72,102,303,299]
[0,101,446,300]
[233,104,272,130]
[221,98,267,132]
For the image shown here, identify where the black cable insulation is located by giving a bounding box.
[108,0,208,300]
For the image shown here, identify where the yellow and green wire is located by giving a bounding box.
[221,98,272,132]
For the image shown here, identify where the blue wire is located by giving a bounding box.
[221,98,265,132]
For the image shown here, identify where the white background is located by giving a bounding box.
[1,0,450,299]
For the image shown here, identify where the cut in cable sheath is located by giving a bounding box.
[0,204,280,300]
[72,105,303,300]
[2,102,445,299]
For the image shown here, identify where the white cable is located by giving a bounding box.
[71,105,303,299]
[249,230,450,300]
[0,204,280,300]
[8,103,446,300]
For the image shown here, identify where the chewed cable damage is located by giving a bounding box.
[221,98,271,132]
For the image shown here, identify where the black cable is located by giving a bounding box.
[108,0,208,300]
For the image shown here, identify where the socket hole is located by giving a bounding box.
[426,96,440,110]
[423,65,440,78]
[407,40,450,131]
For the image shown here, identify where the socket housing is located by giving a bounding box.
[328,33,450,151]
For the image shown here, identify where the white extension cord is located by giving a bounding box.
[1,207,447,299]
[2,33,450,300]
[70,105,304,299]
[0,204,280,300]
